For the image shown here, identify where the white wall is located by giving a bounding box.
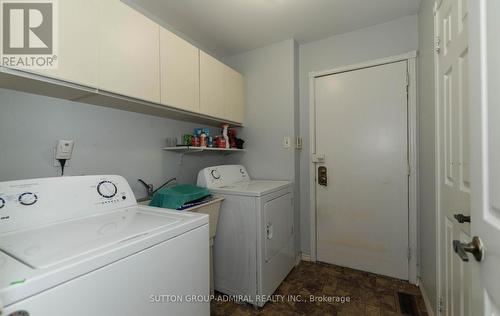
[223,39,300,256]
[224,39,297,181]
[0,89,226,198]
[299,15,419,254]
[418,0,437,312]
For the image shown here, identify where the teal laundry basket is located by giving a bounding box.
[149,184,211,210]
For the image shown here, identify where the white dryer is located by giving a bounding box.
[197,165,295,307]
[0,175,209,316]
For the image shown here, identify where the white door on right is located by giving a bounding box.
[469,0,500,314]
[314,61,409,280]
[436,0,472,314]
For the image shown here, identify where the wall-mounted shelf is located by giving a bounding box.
[163,146,245,165]
[162,146,245,154]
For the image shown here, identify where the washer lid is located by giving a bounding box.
[209,180,291,197]
[0,207,182,269]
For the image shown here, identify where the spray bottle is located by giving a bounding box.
[222,124,230,149]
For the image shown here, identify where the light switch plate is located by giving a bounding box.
[296,137,303,150]
[283,137,291,149]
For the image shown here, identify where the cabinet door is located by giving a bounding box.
[200,51,225,119]
[98,1,160,103]
[200,51,245,123]
[160,28,200,112]
[34,0,99,87]
[224,67,244,124]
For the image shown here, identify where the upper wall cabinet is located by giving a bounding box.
[98,1,160,103]
[160,28,200,112]
[200,51,225,119]
[32,0,99,87]
[0,1,244,126]
[200,51,244,124]
[224,65,245,123]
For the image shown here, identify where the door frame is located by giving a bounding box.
[308,51,419,284]
[433,0,442,312]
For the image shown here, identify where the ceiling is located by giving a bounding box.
[130,0,421,57]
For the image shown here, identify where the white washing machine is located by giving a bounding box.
[197,165,295,307]
[0,175,209,316]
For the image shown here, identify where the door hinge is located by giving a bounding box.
[438,297,444,314]
[435,36,441,53]
[407,247,412,260]
[405,71,410,93]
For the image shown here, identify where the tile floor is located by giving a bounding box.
[211,261,428,316]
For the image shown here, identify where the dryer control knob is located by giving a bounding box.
[211,169,221,180]
[19,192,38,206]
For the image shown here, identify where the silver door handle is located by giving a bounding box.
[453,236,484,262]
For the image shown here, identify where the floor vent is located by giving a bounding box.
[397,292,419,315]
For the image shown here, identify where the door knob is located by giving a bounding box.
[453,236,484,262]
[454,213,471,223]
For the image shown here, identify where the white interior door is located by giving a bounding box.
[436,0,473,314]
[469,0,500,314]
[314,61,409,280]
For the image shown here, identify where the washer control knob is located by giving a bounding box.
[97,181,118,199]
[19,192,38,206]
[0,197,5,209]
[211,169,221,180]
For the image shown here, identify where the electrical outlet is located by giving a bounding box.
[55,140,74,159]
[53,140,75,167]
[53,148,71,167]
[283,137,291,149]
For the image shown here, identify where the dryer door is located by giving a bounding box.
[264,192,293,262]
[260,190,295,303]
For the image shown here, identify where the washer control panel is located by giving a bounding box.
[0,175,136,233]
[197,165,250,188]
[97,180,118,198]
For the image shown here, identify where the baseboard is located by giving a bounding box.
[301,253,312,262]
[418,278,436,316]
[295,254,301,265]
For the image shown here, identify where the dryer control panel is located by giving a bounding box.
[0,175,136,234]
[197,165,250,188]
